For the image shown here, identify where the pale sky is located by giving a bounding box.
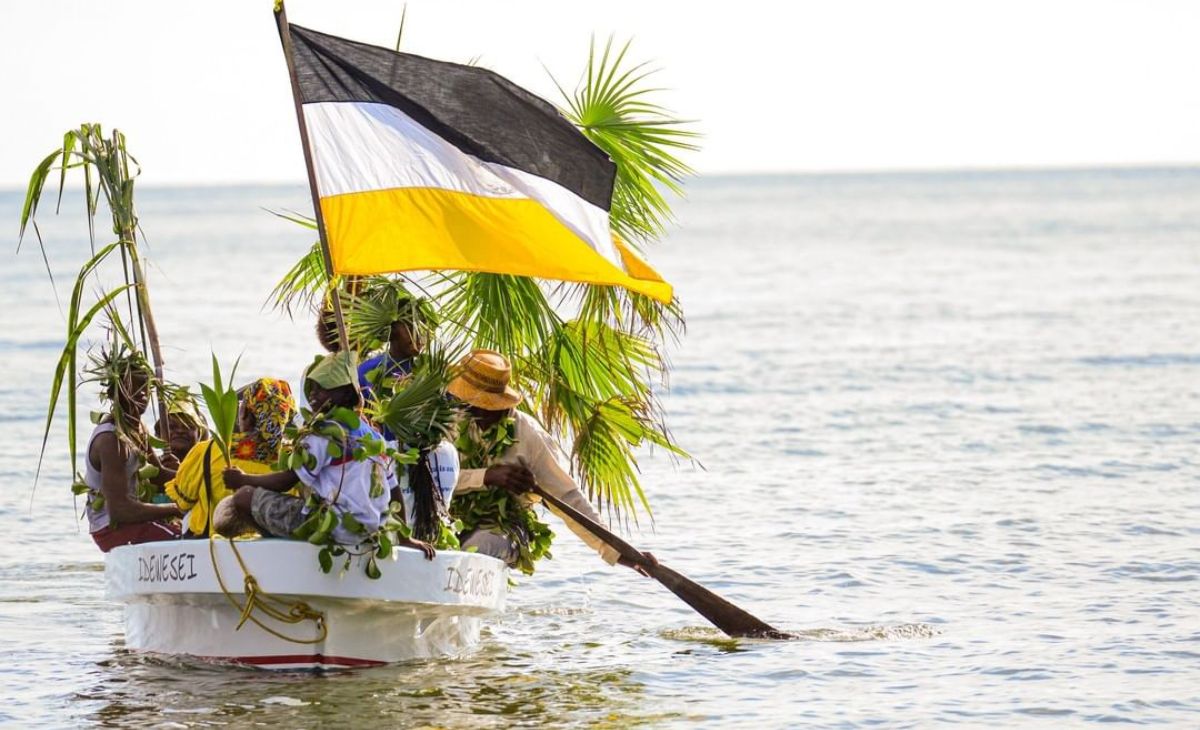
[1,0,1198,188]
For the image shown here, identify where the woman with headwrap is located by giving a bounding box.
[165,378,296,537]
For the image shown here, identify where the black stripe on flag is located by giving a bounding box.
[289,25,615,211]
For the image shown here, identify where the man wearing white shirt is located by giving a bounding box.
[448,349,652,574]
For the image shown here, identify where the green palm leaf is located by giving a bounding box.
[551,35,699,246]
[373,349,458,449]
[438,273,558,362]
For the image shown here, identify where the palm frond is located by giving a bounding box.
[267,239,330,316]
[340,277,438,353]
[438,273,559,362]
[525,318,689,517]
[373,349,459,449]
[572,396,687,520]
[551,35,700,246]
[262,210,337,317]
[573,282,686,344]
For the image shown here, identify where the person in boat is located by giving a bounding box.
[165,378,296,537]
[316,303,341,354]
[295,303,342,416]
[85,350,183,552]
[349,286,454,545]
[357,290,435,401]
[155,398,207,471]
[448,350,653,574]
[220,352,434,557]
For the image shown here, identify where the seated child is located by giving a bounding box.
[155,401,207,471]
[220,352,434,557]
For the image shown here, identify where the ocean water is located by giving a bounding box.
[1,169,1199,727]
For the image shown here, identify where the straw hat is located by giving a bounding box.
[447,349,523,411]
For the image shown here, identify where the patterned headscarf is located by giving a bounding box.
[231,378,296,463]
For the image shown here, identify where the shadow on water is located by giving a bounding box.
[74,644,684,728]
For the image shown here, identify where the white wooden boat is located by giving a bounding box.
[106,539,507,670]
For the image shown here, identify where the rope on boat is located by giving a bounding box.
[209,535,328,645]
[201,442,327,645]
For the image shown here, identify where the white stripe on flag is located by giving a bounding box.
[303,101,618,269]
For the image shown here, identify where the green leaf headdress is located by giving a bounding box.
[304,349,359,393]
[82,336,157,452]
[342,277,438,353]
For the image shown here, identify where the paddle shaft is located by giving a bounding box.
[531,485,792,639]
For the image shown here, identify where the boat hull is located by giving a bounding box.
[106,539,507,669]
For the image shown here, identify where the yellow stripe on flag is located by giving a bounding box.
[320,187,673,302]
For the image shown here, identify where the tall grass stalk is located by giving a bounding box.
[20,125,170,490]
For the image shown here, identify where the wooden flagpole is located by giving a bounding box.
[273,0,352,355]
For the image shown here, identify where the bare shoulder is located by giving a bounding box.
[88,428,119,468]
[91,428,119,450]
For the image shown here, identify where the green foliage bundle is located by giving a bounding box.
[371,351,458,450]
[452,416,554,575]
[274,403,421,579]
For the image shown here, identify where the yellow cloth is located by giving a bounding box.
[320,187,674,303]
[165,440,272,536]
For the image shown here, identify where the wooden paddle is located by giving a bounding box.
[531,485,793,639]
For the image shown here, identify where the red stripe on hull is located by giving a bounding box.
[213,654,386,668]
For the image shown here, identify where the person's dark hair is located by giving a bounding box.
[316,307,340,353]
[408,449,448,544]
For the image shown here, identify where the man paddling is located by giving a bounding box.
[448,349,654,575]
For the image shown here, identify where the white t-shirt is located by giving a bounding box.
[394,440,460,531]
[296,429,395,545]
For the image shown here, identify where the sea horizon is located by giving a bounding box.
[4,161,1200,197]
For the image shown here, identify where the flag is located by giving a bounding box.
[284,24,673,303]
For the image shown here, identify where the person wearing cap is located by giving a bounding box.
[448,350,646,572]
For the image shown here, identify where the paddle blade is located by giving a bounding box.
[646,562,793,639]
